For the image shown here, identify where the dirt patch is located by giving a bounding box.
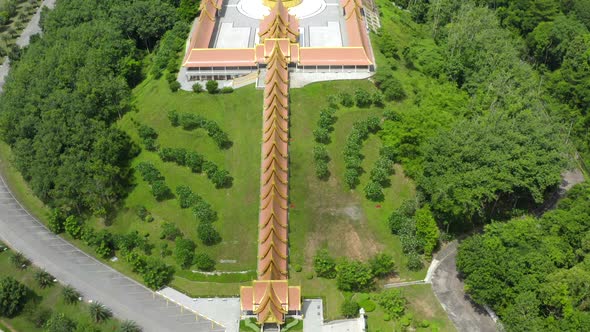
[411,297,436,318]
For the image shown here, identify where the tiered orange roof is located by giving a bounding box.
[259,0,300,43]
[258,39,290,281]
[240,1,301,325]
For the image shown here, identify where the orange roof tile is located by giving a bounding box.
[259,0,300,43]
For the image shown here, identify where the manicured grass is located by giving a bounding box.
[361,285,456,332]
[0,248,121,331]
[109,77,263,272]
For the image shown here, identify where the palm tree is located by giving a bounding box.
[62,285,81,305]
[34,270,54,288]
[9,252,29,269]
[89,302,112,323]
[118,320,142,332]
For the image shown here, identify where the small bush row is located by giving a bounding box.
[336,89,385,108]
[313,249,395,292]
[175,185,221,246]
[158,147,233,189]
[363,150,395,202]
[313,107,337,144]
[167,111,232,149]
[135,162,173,201]
[343,117,381,189]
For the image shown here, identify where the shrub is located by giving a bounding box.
[175,238,196,269]
[313,127,331,144]
[185,151,204,172]
[344,168,360,189]
[151,180,172,201]
[34,270,54,288]
[313,145,330,162]
[317,108,337,129]
[327,94,339,108]
[193,200,217,223]
[315,161,329,180]
[364,181,385,202]
[197,222,221,246]
[376,289,406,318]
[338,91,354,107]
[383,313,391,321]
[176,185,196,208]
[415,205,440,257]
[136,162,163,183]
[89,302,112,323]
[10,252,29,270]
[220,86,234,94]
[94,230,115,258]
[44,312,76,332]
[64,215,82,239]
[169,80,181,92]
[372,91,385,107]
[369,253,395,278]
[358,299,376,312]
[119,320,142,332]
[355,89,372,107]
[192,83,203,93]
[62,285,81,305]
[194,252,215,271]
[305,272,314,280]
[142,257,175,289]
[293,264,303,272]
[335,260,375,292]
[0,277,28,317]
[48,208,65,234]
[206,80,218,94]
[313,249,336,278]
[406,252,423,271]
[168,110,180,126]
[27,306,52,328]
[160,222,183,241]
[137,124,158,141]
[211,169,233,188]
[388,211,409,234]
[341,299,360,318]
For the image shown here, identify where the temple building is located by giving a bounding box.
[181,0,376,83]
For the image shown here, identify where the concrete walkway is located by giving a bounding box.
[0,176,224,332]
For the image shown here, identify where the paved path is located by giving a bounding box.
[0,0,56,92]
[0,176,224,332]
[430,241,498,332]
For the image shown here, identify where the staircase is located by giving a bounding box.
[232,71,259,89]
[362,0,381,32]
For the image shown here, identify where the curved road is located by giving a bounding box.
[431,241,498,332]
[0,176,224,332]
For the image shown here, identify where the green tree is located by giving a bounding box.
[142,258,175,290]
[414,205,439,256]
[89,302,112,323]
[341,299,360,318]
[364,181,384,202]
[369,253,395,278]
[206,80,218,94]
[194,252,215,271]
[335,260,375,292]
[0,277,29,317]
[47,208,64,234]
[376,289,406,319]
[197,222,221,246]
[160,222,183,241]
[420,112,566,223]
[313,249,336,279]
[174,238,196,269]
[64,215,82,239]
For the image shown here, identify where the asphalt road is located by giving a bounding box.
[431,241,498,332]
[0,176,224,332]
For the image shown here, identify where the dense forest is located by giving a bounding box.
[0,0,194,217]
[375,0,590,330]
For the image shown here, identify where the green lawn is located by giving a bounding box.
[0,247,121,331]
